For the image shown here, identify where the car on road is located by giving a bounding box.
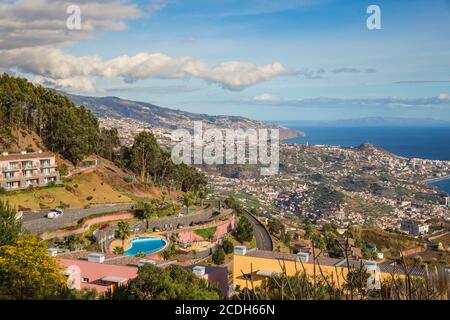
[47,208,64,219]
[15,211,23,220]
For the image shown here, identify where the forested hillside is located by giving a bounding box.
[0,74,99,163]
[0,74,205,192]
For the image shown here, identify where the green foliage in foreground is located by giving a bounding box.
[108,264,221,300]
[0,200,21,247]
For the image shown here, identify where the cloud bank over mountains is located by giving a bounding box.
[250,93,450,109]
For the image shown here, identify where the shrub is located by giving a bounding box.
[0,187,6,195]
[222,239,234,254]
[212,247,225,265]
[124,176,134,183]
[57,164,68,177]
[113,246,124,255]
[47,181,56,188]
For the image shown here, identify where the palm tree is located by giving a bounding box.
[142,202,155,230]
[198,189,208,208]
[115,221,132,247]
[183,191,195,214]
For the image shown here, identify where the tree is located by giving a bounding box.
[129,131,161,182]
[159,243,176,260]
[222,239,234,254]
[108,264,221,300]
[62,234,84,251]
[56,163,68,177]
[0,200,21,246]
[236,216,254,243]
[0,234,67,299]
[304,220,316,240]
[115,221,132,247]
[142,202,156,230]
[99,128,120,161]
[198,189,208,208]
[183,191,196,214]
[212,247,225,265]
[268,218,285,238]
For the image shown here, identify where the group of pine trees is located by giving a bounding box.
[0,73,101,163]
[0,73,205,192]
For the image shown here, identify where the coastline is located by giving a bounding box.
[424,175,450,183]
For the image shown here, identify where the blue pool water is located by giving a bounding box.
[125,237,167,256]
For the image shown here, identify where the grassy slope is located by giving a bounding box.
[0,171,132,211]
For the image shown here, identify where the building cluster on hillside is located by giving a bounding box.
[99,116,172,147]
[209,143,449,232]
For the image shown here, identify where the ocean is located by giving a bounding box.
[280,123,450,195]
[428,179,450,196]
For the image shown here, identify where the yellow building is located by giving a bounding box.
[232,246,421,290]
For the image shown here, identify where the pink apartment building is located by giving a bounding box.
[0,150,61,190]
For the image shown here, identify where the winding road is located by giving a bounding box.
[244,210,273,251]
[22,203,134,234]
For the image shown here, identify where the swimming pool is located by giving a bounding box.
[124,237,167,256]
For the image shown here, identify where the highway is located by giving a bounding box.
[244,211,273,251]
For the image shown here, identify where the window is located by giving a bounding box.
[41,159,51,167]
[81,277,89,283]
[22,161,33,169]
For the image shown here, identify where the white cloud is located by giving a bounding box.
[0,0,291,92]
[0,0,141,50]
[31,75,96,93]
[0,48,290,92]
[438,93,450,100]
[253,93,279,102]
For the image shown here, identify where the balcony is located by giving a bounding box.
[2,165,21,172]
[42,171,59,178]
[22,163,39,169]
[40,163,57,169]
[1,175,22,182]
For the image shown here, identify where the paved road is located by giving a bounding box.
[22,203,134,234]
[244,211,273,251]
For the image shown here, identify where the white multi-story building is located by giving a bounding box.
[400,219,429,236]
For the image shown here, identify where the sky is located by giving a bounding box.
[1,0,450,121]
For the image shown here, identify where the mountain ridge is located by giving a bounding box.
[62,92,303,140]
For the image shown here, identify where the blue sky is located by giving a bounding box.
[1,0,450,120]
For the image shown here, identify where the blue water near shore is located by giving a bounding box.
[280,123,450,194]
[428,179,450,195]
